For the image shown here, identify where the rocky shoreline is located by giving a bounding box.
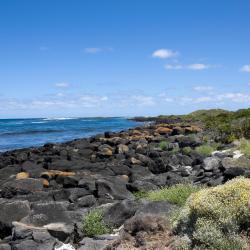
[0,122,250,249]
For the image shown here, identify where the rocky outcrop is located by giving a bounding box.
[0,123,249,249]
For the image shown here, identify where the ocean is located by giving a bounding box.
[0,117,140,152]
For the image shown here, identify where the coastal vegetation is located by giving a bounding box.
[82,209,111,237]
[173,177,250,249]
[136,183,201,206]
[135,108,250,143]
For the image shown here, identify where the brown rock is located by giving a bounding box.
[40,170,75,180]
[155,127,173,135]
[120,175,129,182]
[42,179,49,188]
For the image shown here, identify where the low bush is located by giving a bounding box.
[159,140,169,150]
[193,218,247,250]
[239,138,250,158]
[173,177,250,249]
[182,147,192,155]
[82,209,111,237]
[144,184,201,206]
[195,144,217,157]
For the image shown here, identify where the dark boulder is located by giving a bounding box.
[127,180,158,192]
[175,135,201,148]
[96,178,134,200]
[0,200,30,238]
[135,200,175,216]
[103,199,140,227]
[224,167,245,180]
[27,201,71,226]
[1,178,43,198]
[77,195,96,208]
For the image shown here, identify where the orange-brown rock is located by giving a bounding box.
[16,172,29,180]
[42,179,49,188]
[185,125,202,133]
[120,175,129,182]
[40,170,75,180]
[155,127,173,135]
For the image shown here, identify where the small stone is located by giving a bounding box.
[131,157,142,165]
[16,172,29,180]
[42,179,49,188]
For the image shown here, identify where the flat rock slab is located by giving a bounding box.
[0,200,30,238]
[26,202,71,227]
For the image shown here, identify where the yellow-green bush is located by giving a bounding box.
[143,184,201,206]
[159,140,169,150]
[82,209,111,237]
[239,138,250,158]
[195,144,217,157]
[173,177,250,249]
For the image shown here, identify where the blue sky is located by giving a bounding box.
[1,0,250,118]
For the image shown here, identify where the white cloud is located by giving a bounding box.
[165,64,183,70]
[240,65,250,72]
[217,93,250,103]
[165,63,210,71]
[187,63,209,70]
[152,49,178,59]
[164,97,174,102]
[55,82,70,88]
[193,86,214,91]
[84,47,113,54]
[194,96,213,103]
[84,48,102,54]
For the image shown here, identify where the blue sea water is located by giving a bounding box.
[0,117,140,152]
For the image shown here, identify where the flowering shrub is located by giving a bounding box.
[173,177,250,249]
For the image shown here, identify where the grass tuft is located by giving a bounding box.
[159,140,169,150]
[195,144,217,157]
[82,209,111,237]
[239,138,250,158]
[142,184,201,206]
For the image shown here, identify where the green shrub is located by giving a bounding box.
[145,184,201,206]
[173,177,250,249]
[182,147,192,155]
[133,190,148,200]
[159,140,169,150]
[193,218,247,250]
[195,144,217,157]
[239,138,250,157]
[170,147,180,155]
[82,209,111,237]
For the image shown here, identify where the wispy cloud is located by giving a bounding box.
[152,49,178,59]
[193,85,214,91]
[55,82,70,88]
[187,63,210,70]
[165,63,210,71]
[240,65,250,72]
[131,95,155,106]
[84,47,113,54]
[165,64,183,70]
[165,63,212,71]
